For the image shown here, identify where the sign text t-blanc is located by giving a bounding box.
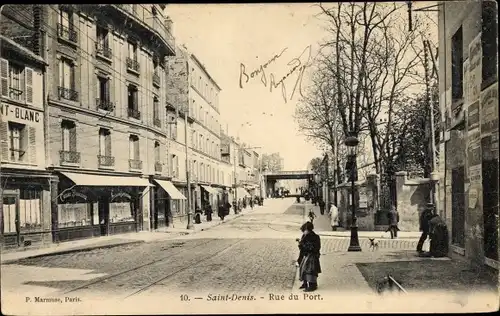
[0,104,41,123]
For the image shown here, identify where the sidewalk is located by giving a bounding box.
[1,204,257,264]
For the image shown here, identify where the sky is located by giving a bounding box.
[166,2,438,171]
[167,3,327,170]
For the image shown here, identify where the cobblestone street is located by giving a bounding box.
[2,199,497,314]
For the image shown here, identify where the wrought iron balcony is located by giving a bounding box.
[153,72,161,86]
[96,98,114,111]
[60,151,81,164]
[98,155,115,167]
[155,162,163,173]
[95,42,112,59]
[128,108,141,119]
[58,87,78,102]
[126,57,140,73]
[153,117,162,127]
[57,23,78,43]
[129,159,143,170]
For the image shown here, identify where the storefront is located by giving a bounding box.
[1,170,53,248]
[55,172,151,242]
[151,179,186,230]
[200,185,219,210]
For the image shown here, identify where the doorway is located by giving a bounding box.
[98,196,109,236]
[451,166,466,248]
[2,194,20,247]
[482,136,498,261]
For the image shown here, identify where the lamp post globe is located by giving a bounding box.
[345,134,361,252]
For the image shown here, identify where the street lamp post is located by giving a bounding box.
[345,134,361,252]
[184,110,194,230]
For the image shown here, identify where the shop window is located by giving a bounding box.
[17,189,42,232]
[481,1,498,86]
[451,26,463,101]
[58,203,91,228]
[109,202,134,223]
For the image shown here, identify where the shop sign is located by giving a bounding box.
[60,189,88,203]
[0,103,42,124]
[480,83,498,136]
[111,191,132,202]
[468,33,482,103]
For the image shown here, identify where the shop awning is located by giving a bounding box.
[154,180,187,200]
[237,187,251,198]
[201,185,218,195]
[61,172,152,187]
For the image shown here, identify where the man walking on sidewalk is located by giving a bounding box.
[386,205,400,239]
[417,203,435,253]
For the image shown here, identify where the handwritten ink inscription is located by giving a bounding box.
[239,45,319,104]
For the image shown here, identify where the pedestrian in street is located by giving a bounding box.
[218,204,226,221]
[232,200,237,214]
[249,197,254,209]
[319,199,326,215]
[328,203,339,231]
[205,203,213,222]
[428,213,449,257]
[242,198,247,209]
[386,205,400,239]
[308,209,316,224]
[299,221,321,292]
[296,223,307,270]
[417,203,435,254]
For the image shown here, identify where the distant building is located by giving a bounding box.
[438,0,498,270]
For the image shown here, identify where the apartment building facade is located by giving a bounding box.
[166,45,225,224]
[438,0,498,269]
[0,6,52,248]
[41,4,179,241]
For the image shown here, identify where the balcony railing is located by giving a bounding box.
[128,108,141,119]
[126,57,140,73]
[96,98,114,111]
[129,159,143,170]
[98,155,115,167]
[155,162,163,173]
[153,72,161,86]
[95,42,112,59]
[57,23,78,43]
[60,151,81,164]
[153,117,161,127]
[58,87,78,102]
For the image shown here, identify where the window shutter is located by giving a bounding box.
[134,138,140,159]
[134,89,138,110]
[25,68,34,104]
[29,126,36,164]
[0,121,9,161]
[105,132,112,156]
[105,79,111,103]
[1,58,9,97]
[70,125,77,152]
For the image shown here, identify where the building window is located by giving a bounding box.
[98,128,113,166]
[96,25,112,59]
[58,57,77,101]
[7,122,27,162]
[57,7,77,43]
[126,41,140,72]
[451,26,463,101]
[97,75,112,111]
[153,60,160,87]
[482,1,498,86]
[1,59,34,103]
[60,120,80,164]
[154,141,161,162]
[153,96,161,127]
[129,135,141,169]
[127,84,140,119]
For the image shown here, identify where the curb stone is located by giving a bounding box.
[2,240,145,264]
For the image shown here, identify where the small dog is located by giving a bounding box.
[368,238,379,251]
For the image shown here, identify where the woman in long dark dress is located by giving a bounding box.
[299,221,321,292]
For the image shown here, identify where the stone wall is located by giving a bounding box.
[395,172,431,232]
